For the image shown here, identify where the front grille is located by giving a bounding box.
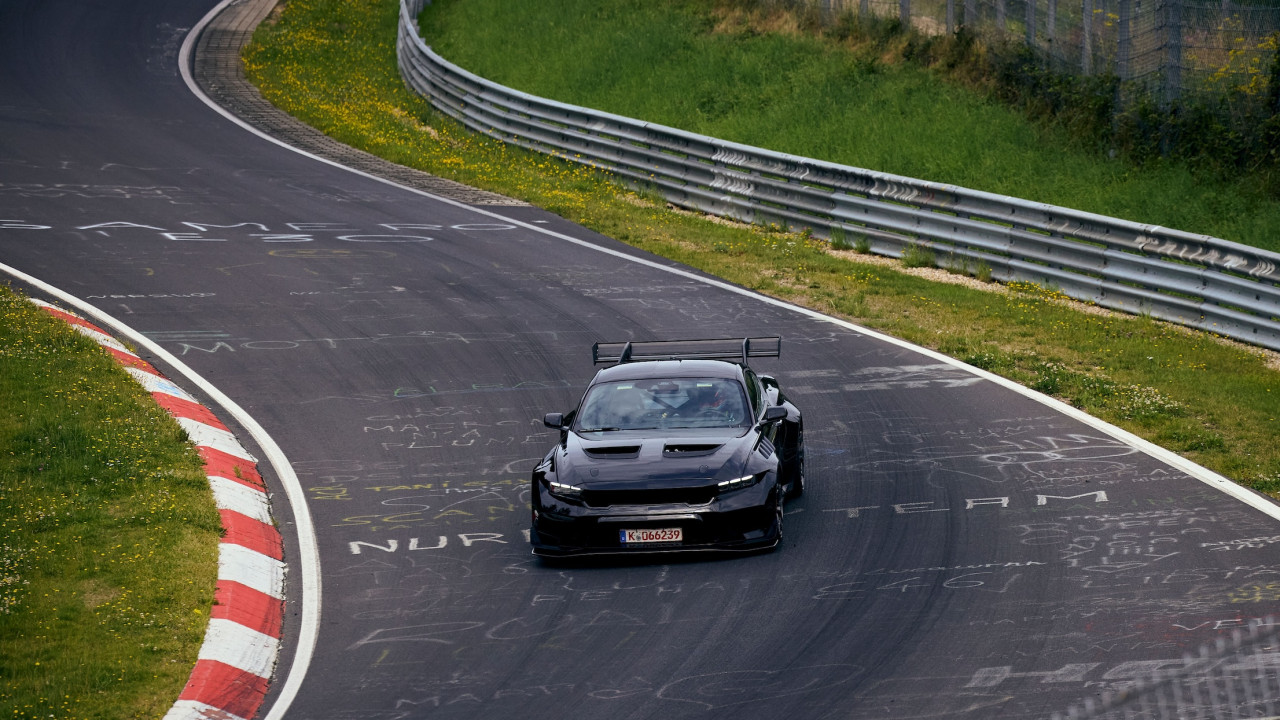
[584,445,642,459]
[583,486,716,507]
[662,443,722,458]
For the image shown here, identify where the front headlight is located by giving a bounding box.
[717,472,765,492]
[546,479,583,500]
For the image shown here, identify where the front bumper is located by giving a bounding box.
[530,483,780,556]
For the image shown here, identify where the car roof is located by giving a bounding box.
[591,359,746,384]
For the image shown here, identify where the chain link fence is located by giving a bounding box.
[809,0,1279,104]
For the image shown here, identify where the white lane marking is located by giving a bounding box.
[179,2,1280,716]
[176,6,323,715]
[179,32,1280,530]
[0,259,306,681]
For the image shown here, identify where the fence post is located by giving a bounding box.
[1164,0,1183,105]
[1273,34,1280,114]
[997,0,1007,32]
[948,0,956,34]
[1047,0,1057,67]
[1081,0,1093,75]
[1118,0,1131,81]
[965,0,976,28]
[861,0,870,17]
[901,0,910,27]
[1026,0,1036,47]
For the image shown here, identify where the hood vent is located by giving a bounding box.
[663,443,723,458]
[584,445,641,459]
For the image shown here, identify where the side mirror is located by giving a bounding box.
[761,406,787,424]
[543,412,565,429]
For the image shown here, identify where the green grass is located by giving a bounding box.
[900,243,937,268]
[417,0,1280,253]
[242,0,1280,499]
[0,288,220,720]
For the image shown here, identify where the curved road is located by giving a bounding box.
[3,1,1280,718]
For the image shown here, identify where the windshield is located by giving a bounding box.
[576,377,750,431]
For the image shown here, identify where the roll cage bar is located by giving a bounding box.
[592,337,781,367]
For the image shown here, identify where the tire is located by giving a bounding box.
[787,426,805,499]
[771,489,785,550]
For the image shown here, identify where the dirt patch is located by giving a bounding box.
[830,248,1006,294]
[80,579,121,610]
[912,15,946,37]
[711,6,805,37]
[389,107,440,140]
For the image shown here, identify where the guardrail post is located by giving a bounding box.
[964,0,976,29]
[997,0,1007,33]
[948,0,956,34]
[900,0,910,27]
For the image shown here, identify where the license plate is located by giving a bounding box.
[620,528,682,545]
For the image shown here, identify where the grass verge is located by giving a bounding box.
[0,287,220,720]
[242,0,1280,497]
[416,0,1280,253]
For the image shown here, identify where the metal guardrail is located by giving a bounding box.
[396,0,1280,353]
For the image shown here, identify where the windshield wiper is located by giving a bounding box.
[580,426,622,432]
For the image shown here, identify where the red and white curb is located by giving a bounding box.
[31,299,284,720]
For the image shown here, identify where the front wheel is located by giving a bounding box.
[786,427,805,499]
[770,490,785,550]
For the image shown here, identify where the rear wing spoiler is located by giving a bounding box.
[593,337,781,366]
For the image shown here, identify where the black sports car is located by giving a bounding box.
[530,337,804,556]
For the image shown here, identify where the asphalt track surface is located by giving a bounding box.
[4,1,1280,718]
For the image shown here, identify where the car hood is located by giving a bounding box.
[559,429,753,488]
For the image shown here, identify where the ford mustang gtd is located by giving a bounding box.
[530,337,803,556]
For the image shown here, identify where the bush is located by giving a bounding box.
[803,6,1280,196]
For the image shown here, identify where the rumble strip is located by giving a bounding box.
[31,299,284,720]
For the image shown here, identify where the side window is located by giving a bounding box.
[742,369,761,416]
